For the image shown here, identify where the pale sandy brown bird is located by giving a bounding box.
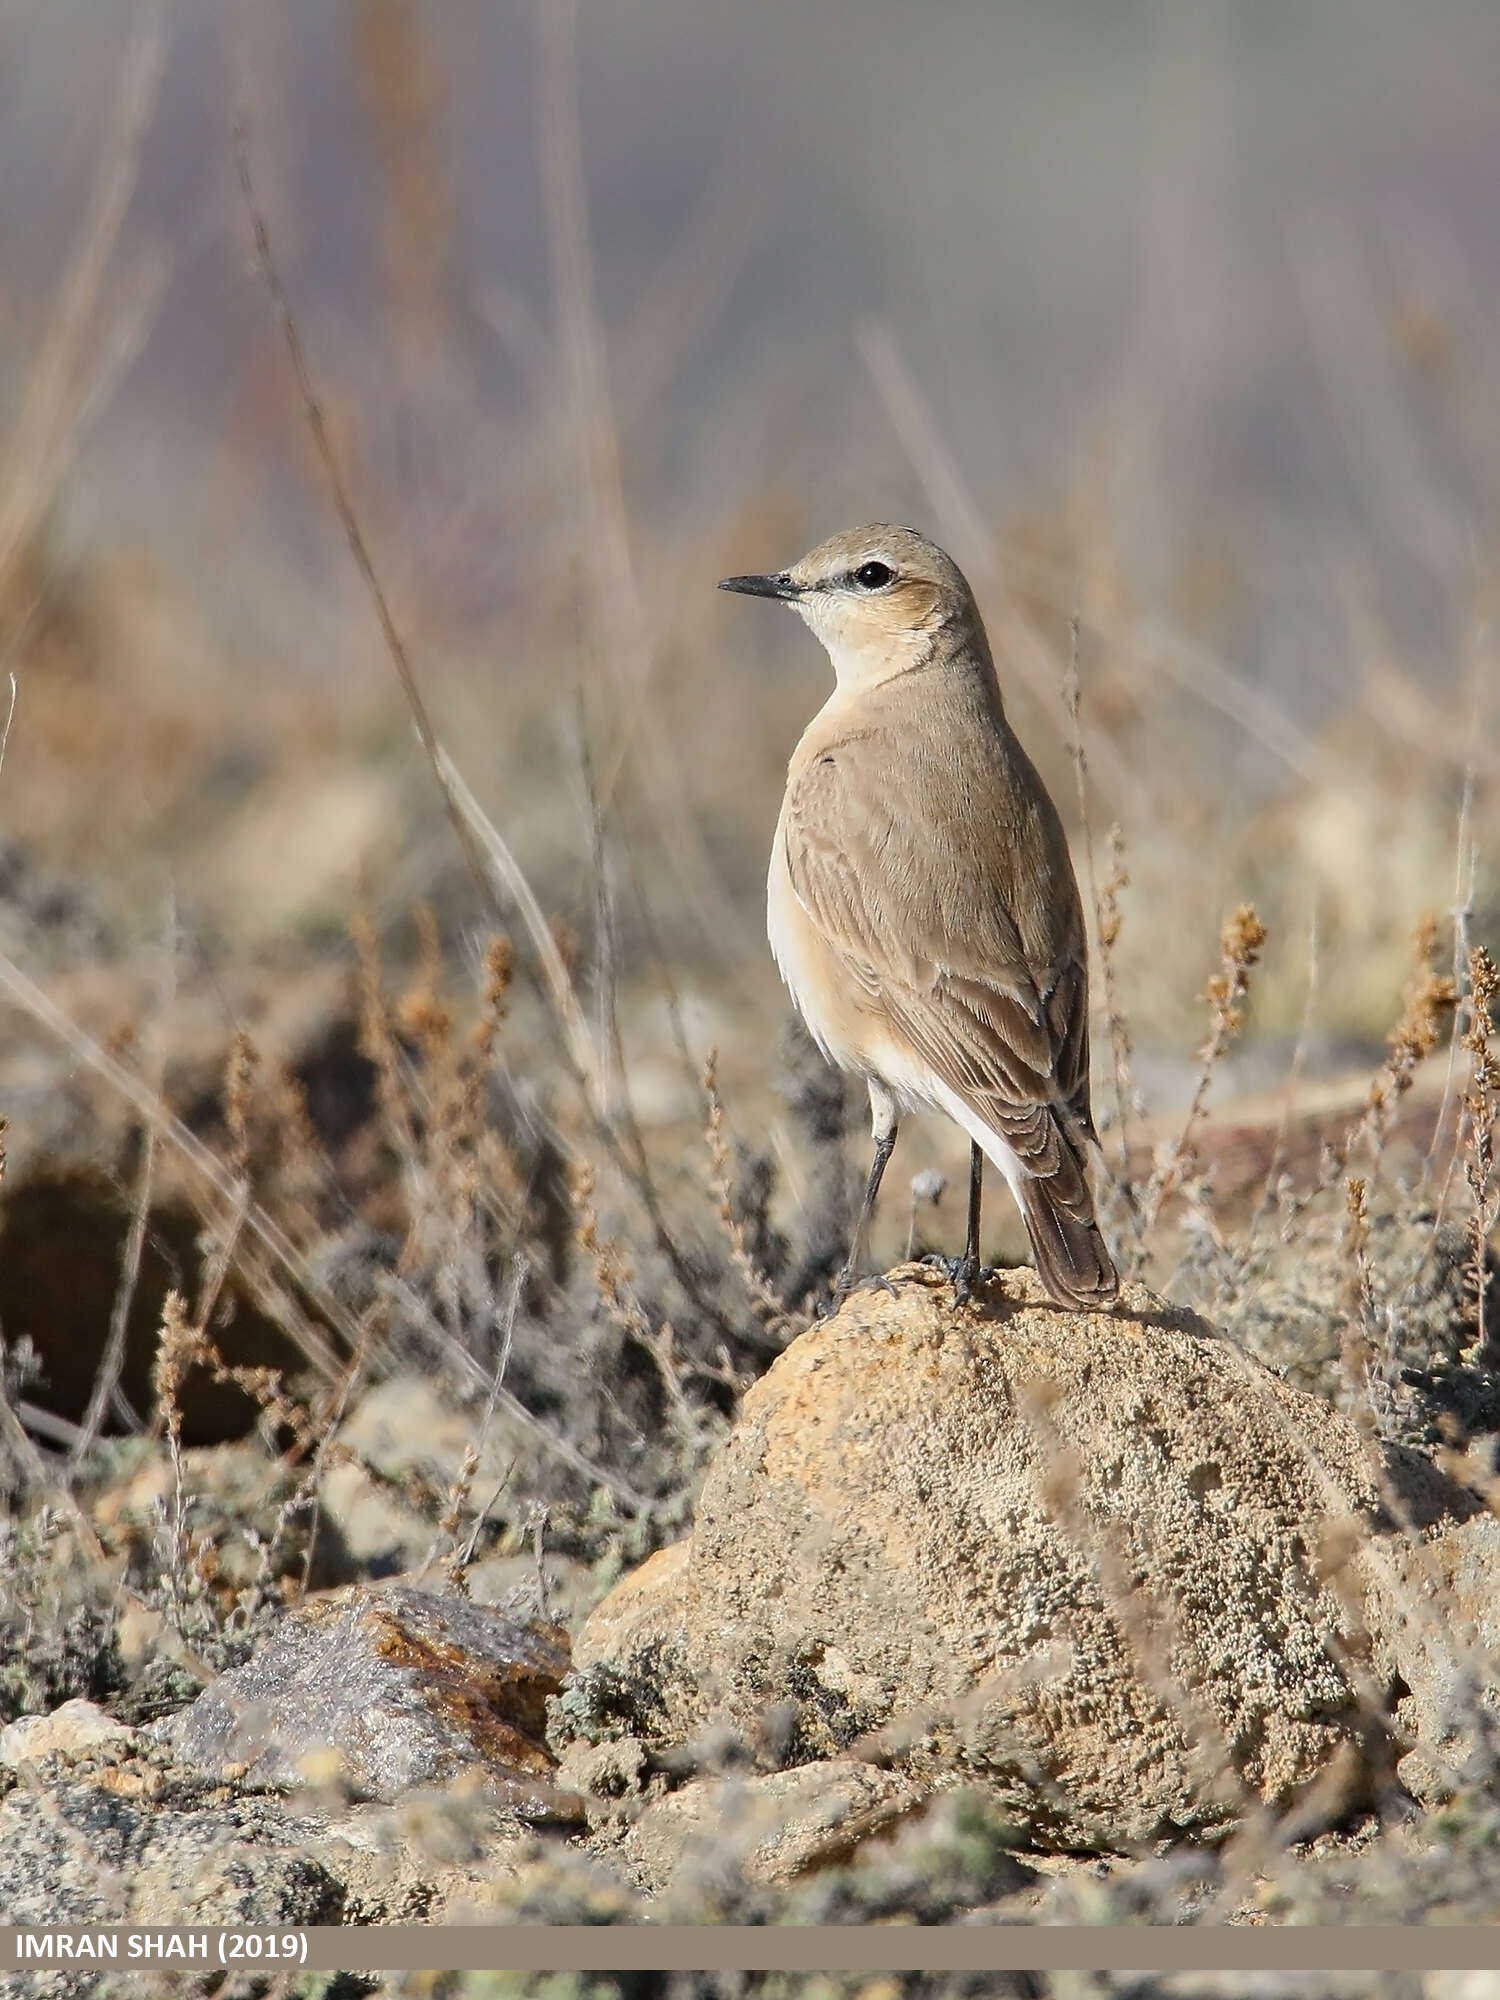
[720,524,1118,1312]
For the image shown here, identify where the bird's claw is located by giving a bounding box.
[824,1269,903,1315]
[924,1253,987,1308]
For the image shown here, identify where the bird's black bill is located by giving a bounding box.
[717,571,802,600]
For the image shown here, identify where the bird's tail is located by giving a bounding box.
[937,1082,1120,1311]
[1017,1171,1119,1310]
[1012,1108,1119,1311]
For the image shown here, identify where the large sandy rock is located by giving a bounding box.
[574,1265,1420,1852]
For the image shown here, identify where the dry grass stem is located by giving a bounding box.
[1462,944,1500,1363]
[233,119,498,921]
[537,0,735,953]
[0,946,344,1383]
[151,1289,215,1630]
[69,1121,155,1472]
[1258,921,1457,1271]
[701,1051,793,1338]
[0,8,168,607]
[377,1267,645,1513]
[424,1257,524,1587]
[1059,612,1137,1180]
[1096,823,1140,1177]
[570,1157,723,1453]
[1339,1176,1377,1430]
[1140,903,1269,1242]
[856,319,1126,792]
[1361,914,1457,1167]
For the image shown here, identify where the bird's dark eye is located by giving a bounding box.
[854,560,894,590]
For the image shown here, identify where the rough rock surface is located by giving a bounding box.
[573,1265,1422,1851]
[1378,1512,1500,1805]
[0,1697,135,1770]
[0,1727,540,1995]
[157,1583,574,1807]
[0,1761,347,1932]
[607,1760,934,1893]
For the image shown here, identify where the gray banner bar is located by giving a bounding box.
[2,1928,1499,1973]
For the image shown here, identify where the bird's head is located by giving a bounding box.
[719,524,980,689]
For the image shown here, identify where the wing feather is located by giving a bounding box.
[780,739,1095,1150]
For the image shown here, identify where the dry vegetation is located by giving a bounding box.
[1,5,1499,1984]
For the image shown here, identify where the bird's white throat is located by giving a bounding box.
[790,591,940,691]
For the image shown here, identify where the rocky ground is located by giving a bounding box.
[5,1242,1500,2000]
[0,872,1497,2000]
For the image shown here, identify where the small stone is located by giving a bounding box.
[0,1699,136,1770]
[560,1736,649,1803]
[617,1761,929,1893]
[156,1584,575,1809]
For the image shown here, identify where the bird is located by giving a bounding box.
[719,524,1118,1313]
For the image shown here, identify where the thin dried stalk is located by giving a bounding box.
[701,1052,793,1338]
[1360,913,1457,1171]
[1462,945,1500,1364]
[1058,610,1140,1208]
[0,1340,108,1568]
[1096,824,1139,1179]
[71,895,179,1469]
[1212,908,1322,1318]
[69,1122,155,1471]
[570,1159,720,1453]
[1275,917,1457,1249]
[1339,1176,1377,1431]
[150,1290,214,1631]
[439,747,748,1350]
[536,0,736,948]
[0,7,169,603]
[1424,754,1478,1189]
[856,319,1120,786]
[433,750,601,1101]
[234,120,496,917]
[1140,904,1268,1241]
[378,1265,646,1512]
[0,946,345,1385]
[421,1257,525,1586]
[239,108,746,1373]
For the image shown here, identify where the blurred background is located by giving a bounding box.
[1,0,1498,1181]
[5,5,1500,1900]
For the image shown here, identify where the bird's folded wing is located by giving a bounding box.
[782,749,1091,1159]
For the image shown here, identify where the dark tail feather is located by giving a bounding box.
[1017,1167,1119,1311]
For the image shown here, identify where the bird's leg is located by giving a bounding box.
[924,1142,986,1304]
[955,1142,983,1305]
[832,1082,898,1306]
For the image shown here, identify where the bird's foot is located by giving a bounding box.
[822,1268,902,1316]
[923,1252,990,1308]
